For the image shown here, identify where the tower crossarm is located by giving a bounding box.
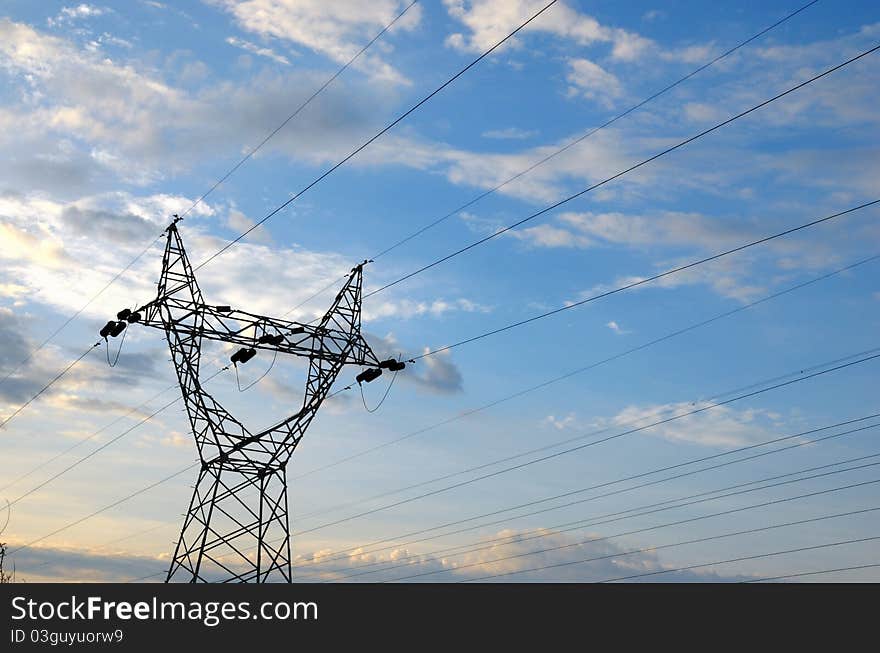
[132,303,379,367]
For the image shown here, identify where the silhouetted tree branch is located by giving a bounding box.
[0,500,13,583]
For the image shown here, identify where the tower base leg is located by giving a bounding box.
[166,463,291,583]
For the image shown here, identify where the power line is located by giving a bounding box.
[124,571,165,584]
[131,426,880,582]
[6,246,874,514]
[0,341,102,431]
[397,495,880,583]
[0,238,163,392]
[369,0,821,261]
[176,0,420,222]
[745,563,880,582]
[0,6,852,440]
[291,254,880,491]
[98,523,170,549]
[16,337,874,569]
[5,368,229,509]
[12,522,173,580]
[7,462,197,556]
[8,197,872,437]
[8,332,875,565]
[191,0,562,272]
[7,3,860,584]
[304,422,880,572]
[2,380,356,557]
[287,0,821,314]
[298,359,880,525]
[289,350,880,537]
[0,379,179,494]
[317,419,880,579]
[0,0,566,492]
[11,351,873,580]
[2,368,353,512]
[459,504,880,583]
[595,535,880,583]
[366,45,880,300]
[0,4,845,432]
[408,200,879,361]
[289,347,878,558]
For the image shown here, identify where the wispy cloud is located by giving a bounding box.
[213,0,421,84]
[606,320,630,335]
[443,0,653,61]
[565,58,623,108]
[482,127,538,140]
[48,4,107,27]
[225,36,292,65]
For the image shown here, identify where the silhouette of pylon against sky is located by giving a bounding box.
[113,222,386,582]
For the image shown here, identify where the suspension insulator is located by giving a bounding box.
[258,333,285,345]
[109,321,127,337]
[290,326,305,335]
[99,320,116,338]
[378,358,406,371]
[231,347,257,365]
[216,305,232,313]
[230,347,247,364]
[117,308,131,321]
[126,311,142,324]
[356,368,382,384]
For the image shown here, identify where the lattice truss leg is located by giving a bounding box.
[172,465,290,583]
[111,223,390,583]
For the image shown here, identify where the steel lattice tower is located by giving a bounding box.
[107,222,392,582]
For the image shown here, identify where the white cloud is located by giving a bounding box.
[566,58,623,108]
[225,36,292,65]
[511,223,591,248]
[9,16,874,232]
[300,527,745,582]
[3,545,166,583]
[404,348,464,395]
[683,101,724,124]
[482,127,538,140]
[612,402,780,448]
[660,43,718,65]
[48,4,107,26]
[512,210,748,252]
[365,297,492,321]
[0,188,485,357]
[2,18,876,344]
[358,127,635,204]
[212,0,421,84]
[606,320,629,335]
[368,335,465,395]
[225,208,272,244]
[62,4,105,18]
[570,258,769,305]
[2,524,755,582]
[443,0,653,61]
[159,430,190,449]
[544,413,577,430]
[0,18,411,191]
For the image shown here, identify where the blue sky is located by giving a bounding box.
[0,0,878,582]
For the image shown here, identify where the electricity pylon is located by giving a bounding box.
[103,221,400,582]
